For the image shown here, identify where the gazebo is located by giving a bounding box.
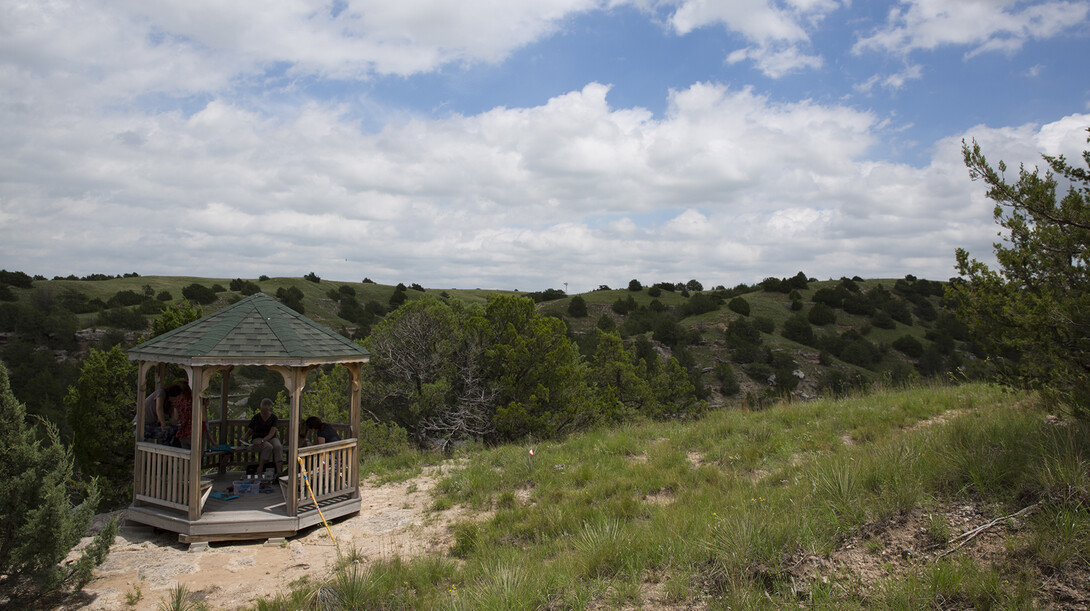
[126,293,370,544]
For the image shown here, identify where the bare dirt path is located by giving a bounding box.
[64,466,463,611]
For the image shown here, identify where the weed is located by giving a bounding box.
[156,584,206,611]
[925,512,951,545]
[124,580,142,606]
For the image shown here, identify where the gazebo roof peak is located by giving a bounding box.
[127,292,369,367]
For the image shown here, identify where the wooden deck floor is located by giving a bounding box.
[127,470,360,544]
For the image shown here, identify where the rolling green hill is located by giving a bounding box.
[1,272,982,418]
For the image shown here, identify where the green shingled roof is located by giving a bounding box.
[128,293,369,366]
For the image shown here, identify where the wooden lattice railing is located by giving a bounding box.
[292,439,358,507]
[135,442,206,512]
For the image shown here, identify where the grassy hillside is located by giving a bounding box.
[8,275,516,331]
[2,273,976,417]
[256,383,1090,609]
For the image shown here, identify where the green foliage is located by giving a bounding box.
[567,295,588,318]
[0,270,34,289]
[388,285,407,308]
[64,345,137,506]
[276,286,305,313]
[753,316,775,334]
[181,282,217,305]
[229,278,261,295]
[586,331,654,423]
[303,271,321,283]
[893,334,924,358]
[527,288,566,302]
[300,365,351,425]
[148,300,202,339]
[808,302,837,326]
[364,297,486,441]
[727,296,750,316]
[358,418,412,458]
[782,313,814,345]
[714,361,740,396]
[0,362,114,599]
[484,295,593,440]
[951,133,1090,417]
[883,298,913,325]
[872,309,896,329]
[678,292,721,316]
[627,279,642,291]
[107,290,144,308]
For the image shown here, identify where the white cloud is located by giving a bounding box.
[2,0,1087,292]
[854,0,1090,57]
[855,63,924,93]
[663,0,839,77]
[726,44,824,78]
[10,75,1082,290]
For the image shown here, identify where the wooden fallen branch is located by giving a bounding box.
[932,502,1041,559]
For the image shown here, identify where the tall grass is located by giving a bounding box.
[252,382,1090,609]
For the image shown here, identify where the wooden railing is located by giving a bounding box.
[202,420,354,471]
[293,439,358,507]
[135,442,202,512]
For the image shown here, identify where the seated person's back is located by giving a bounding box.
[306,416,340,444]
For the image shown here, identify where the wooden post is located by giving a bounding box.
[133,361,152,508]
[219,368,231,445]
[188,366,203,521]
[347,362,363,500]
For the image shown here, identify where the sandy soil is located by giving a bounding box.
[62,466,464,611]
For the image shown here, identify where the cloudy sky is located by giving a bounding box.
[2,0,1088,292]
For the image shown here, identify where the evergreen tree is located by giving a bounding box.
[64,345,137,506]
[586,331,653,423]
[952,133,1090,416]
[482,295,593,440]
[567,295,588,318]
[0,362,116,599]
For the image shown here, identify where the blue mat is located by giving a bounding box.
[210,491,237,501]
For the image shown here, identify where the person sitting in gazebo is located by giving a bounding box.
[243,399,284,476]
[305,416,340,444]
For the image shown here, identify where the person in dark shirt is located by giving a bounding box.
[305,416,340,444]
[244,399,283,475]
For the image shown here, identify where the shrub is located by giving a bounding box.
[753,316,775,334]
[872,309,896,329]
[1,363,116,598]
[304,272,321,283]
[728,297,750,316]
[156,290,172,301]
[596,314,615,332]
[883,299,913,325]
[892,335,924,358]
[647,286,662,298]
[628,279,643,291]
[808,303,837,326]
[358,419,411,458]
[181,283,217,305]
[714,361,740,396]
[782,314,814,345]
[680,292,720,316]
[95,307,147,330]
[568,295,588,318]
[106,290,143,308]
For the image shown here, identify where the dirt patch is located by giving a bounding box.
[66,466,466,611]
[783,500,1090,608]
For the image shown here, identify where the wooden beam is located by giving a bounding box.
[187,366,204,521]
